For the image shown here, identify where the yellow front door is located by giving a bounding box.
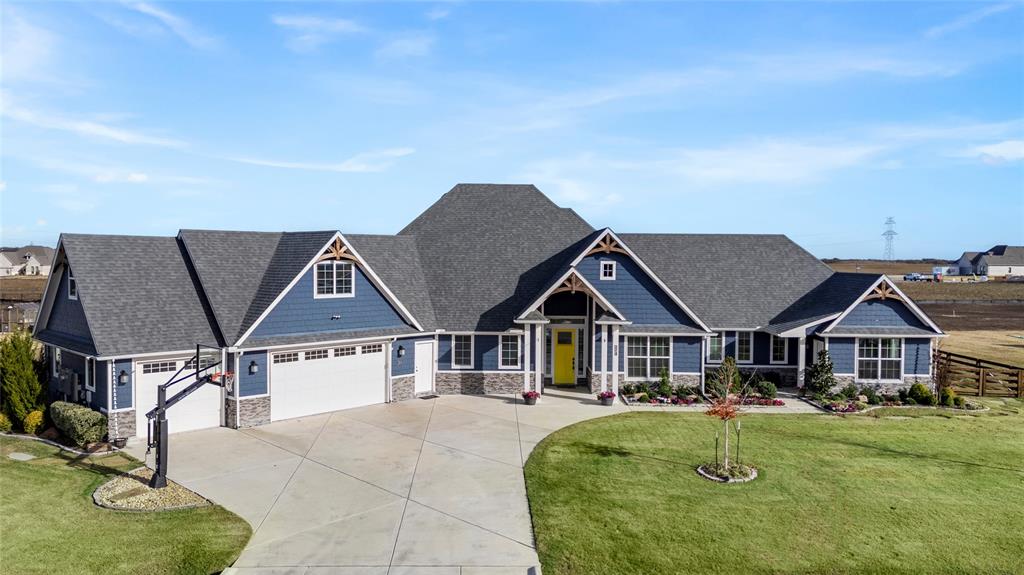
[553,329,576,386]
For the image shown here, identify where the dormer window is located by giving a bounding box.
[600,261,616,280]
[67,268,78,300]
[315,261,354,298]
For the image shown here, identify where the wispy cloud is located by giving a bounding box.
[127,2,219,49]
[1,98,186,148]
[966,140,1024,164]
[271,15,366,52]
[425,6,451,21]
[1,7,59,84]
[739,51,964,81]
[228,148,415,173]
[375,33,435,60]
[924,3,1014,39]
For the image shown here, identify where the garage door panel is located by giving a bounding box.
[134,360,222,438]
[270,345,386,422]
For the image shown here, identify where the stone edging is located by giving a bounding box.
[92,467,212,512]
[696,465,758,483]
[0,431,121,457]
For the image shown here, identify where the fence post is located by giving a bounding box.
[1017,369,1023,399]
[978,368,986,397]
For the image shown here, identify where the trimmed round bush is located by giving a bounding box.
[0,413,11,433]
[908,383,937,406]
[50,401,107,446]
[23,410,43,435]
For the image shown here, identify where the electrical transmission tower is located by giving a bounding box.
[882,217,897,260]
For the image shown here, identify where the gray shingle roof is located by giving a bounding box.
[55,234,221,357]
[399,184,594,331]
[179,230,337,344]
[978,245,1024,267]
[823,326,941,337]
[346,234,438,330]
[618,233,835,329]
[764,272,882,334]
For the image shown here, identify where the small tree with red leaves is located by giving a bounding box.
[705,357,753,474]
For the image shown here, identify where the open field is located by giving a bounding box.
[902,281,1024,302]
[826,259,940,275]
[525,400,1024,575]
[0,276,48,302]
[922,302,1024,365]
[938,331,1024,367]
[0,435,251,575]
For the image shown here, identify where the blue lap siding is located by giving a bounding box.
[905,339,931,375]
[112,358,133,409]
[838,300,928,330]
[828,338,856,374]
[672,336,702,373]
[392,336,433,376]
[46,268,95,350]
[577,253,700,328]
[238,351,268,396]
[250,264,408,339]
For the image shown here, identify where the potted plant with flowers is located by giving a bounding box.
[597,390,616,406]
[522,390,540,405]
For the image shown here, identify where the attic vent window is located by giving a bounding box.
[67,268,78,300]
[600,261,616,280]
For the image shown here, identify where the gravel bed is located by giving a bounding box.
[94,467,210,511]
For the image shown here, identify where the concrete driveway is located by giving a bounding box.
[127,388,631,574]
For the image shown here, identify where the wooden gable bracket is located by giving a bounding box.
[317,237,359,263]
[585,233,630,257]
[552,273,592,297]
[865,282,902,302]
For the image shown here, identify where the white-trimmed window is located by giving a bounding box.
[67,268,78,300]
[142,361,177,374]
[600,261,617,280]
[334,346,356,357]
[626,336,670,379]
[770,335,788,364]
[857,338,902,382]
[500,335,520,368]
[707,332,724,362]
[273,352,299,364]
[362,343,383,354]
[305,349,329,361]
[314,261,354,298]
[452,335,473,368]
[736,332,753,363]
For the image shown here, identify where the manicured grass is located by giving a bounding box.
[0,435,251,575]
[525,399,1024,575]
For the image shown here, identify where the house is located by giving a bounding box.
[953,246,1024,278]
[33,184,945,441]
[0,245,54,276]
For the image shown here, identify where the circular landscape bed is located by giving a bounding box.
[696,463,758,483]
[94,467,210,511]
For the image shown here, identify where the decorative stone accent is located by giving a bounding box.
[391,375,415,401]
[107,410,136,441]
[830,375,934,395]
[588,372,601,393]
[671,374,701,387]
[435,372,524,395]
[226,396,270,428]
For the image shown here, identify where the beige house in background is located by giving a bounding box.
[953,245,1024,278]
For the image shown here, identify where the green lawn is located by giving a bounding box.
[525,399,1024,575]
[0,435,251,575]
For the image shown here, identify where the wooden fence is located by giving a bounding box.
[933,350,1024,398]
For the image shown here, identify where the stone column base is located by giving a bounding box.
[391,375,416,401]
[435,372,524,394]
[107,410,136,441]
[226,396,271,428]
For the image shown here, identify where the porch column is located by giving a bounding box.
[611,325,620,394]
[523,329,531,393]
[601,324,609,392]
[797,336,807,389]
[535,324,544,393]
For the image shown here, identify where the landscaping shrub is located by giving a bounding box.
[953,396,966,408]
[904,397,917,405]
[840,384,859,399]
[23,410,43,435]
[898,388,909,403]
[939,387,956,407]
[908,383,937,406]
[753,378,777,399]
[621,383,636,395]
[638,393,650,403]
[0,331,45,428]
[0,413,11,433]
[50,401,107,446]
[805,350,837,396]
[859,387,880,405]
[763,371,783,387]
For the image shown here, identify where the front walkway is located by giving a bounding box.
[126,388,819,574]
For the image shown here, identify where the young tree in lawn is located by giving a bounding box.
[705,357,750,472]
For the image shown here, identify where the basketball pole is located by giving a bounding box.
[150,385,169,488]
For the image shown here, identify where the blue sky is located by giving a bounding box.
[2,2,1022,258]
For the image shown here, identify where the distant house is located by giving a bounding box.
[0,246,54,276]
[954,246,1024,278]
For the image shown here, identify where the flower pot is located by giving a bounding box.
[524,395,537,406]
[600,396,615,406]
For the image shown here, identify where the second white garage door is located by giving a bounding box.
[270,343,387,422]
[135,358,223,438]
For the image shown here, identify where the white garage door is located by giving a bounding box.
[270,343,387,422]
[135,358,223,438]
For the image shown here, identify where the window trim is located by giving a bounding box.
[67,268,78,300]
[313,260,355,299]
[451,334,474,369]
[707,332,724,362]
[599,260,617,281]
[625,335,671,380]
[855,337,904,383]
[770,335,788,364]
[499,335,521,369]
[735,331,753,364]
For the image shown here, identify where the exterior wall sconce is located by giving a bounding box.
[397,345,405,358]
[249,360,259,375]
[118,370,129,385]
